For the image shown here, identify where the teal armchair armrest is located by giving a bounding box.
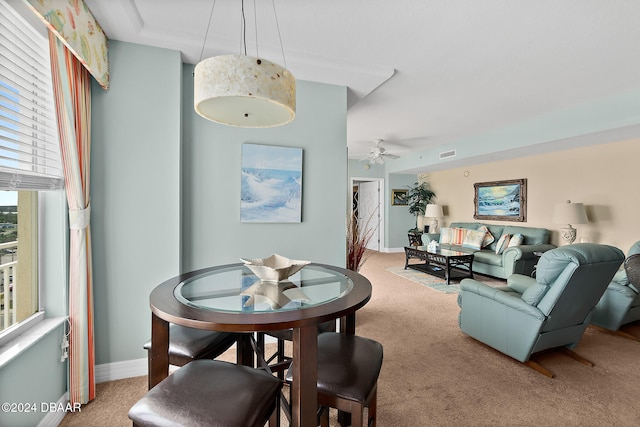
[502,244,556,276]
[506,274,536,294]
[460,279,545,320]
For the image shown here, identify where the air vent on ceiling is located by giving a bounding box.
[439,149,456,159]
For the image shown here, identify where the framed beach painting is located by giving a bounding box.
[473,179,527,222]
[241,143,303,223]
[391,189,408,206]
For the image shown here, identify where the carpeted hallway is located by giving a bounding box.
[60,251,640,426]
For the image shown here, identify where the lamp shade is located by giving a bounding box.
[552,200,588,225]
[424,204,444,218]
[194,55,296,128]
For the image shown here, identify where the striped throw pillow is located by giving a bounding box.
[451,228,468,245]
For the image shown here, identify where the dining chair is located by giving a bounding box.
[128,359,282,427]
[143,324,239,367]
[286,332,384,427]
[256,319,336,379]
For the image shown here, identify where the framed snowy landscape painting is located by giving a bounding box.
[241,143,303,223]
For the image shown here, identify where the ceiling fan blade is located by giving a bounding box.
[383,153,400,159]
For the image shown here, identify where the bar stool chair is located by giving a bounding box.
[129,359,282,427]
[256,320,336,379]
[143,324,239,367]
[143,324,239,389]
[286,332,384,427]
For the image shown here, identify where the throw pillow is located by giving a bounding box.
[495,234,511,255]
[508,233,524,247]
[439,227,452,244]
[451,227,468,245]
[462,229,486,250]
[477,225,495,248]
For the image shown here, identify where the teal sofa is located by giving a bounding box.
[590,241,640,333]
[458,243,624,376]
[428,222,555,279]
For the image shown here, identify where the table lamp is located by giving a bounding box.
[424,204,444,233]
[552,200,588,245]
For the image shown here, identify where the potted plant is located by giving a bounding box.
[407,181,436,242]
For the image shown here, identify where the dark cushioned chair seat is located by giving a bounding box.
[128,360,282,427]
[143,324,238,366]
[286,332,384,426]
[315,332,383,403]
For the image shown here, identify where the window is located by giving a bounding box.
[0,1,63,336]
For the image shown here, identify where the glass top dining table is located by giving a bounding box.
[148,262,372,427]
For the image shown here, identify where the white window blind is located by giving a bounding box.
[0,1,63,190]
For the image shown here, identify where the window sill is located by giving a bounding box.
[0,316,67,369]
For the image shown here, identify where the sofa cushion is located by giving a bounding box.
[508,233,524,247]
[502,225,550,245]
[462,230,486,250]
[495,234,511,254]
[477,225,495,248]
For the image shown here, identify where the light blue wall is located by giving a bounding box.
[182,64,348,270]
[386,174,417,248]
[88,41,347,365]
[348,159,384,180]
[91,41,182,364]
[0,191,68,426]
[0,326,67,427]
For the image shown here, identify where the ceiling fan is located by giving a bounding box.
[360,139,400,164]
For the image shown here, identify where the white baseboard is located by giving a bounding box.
[95,358,148,383]
[93,341,252,383]
[382,247,405,253]
[37,393,69,427]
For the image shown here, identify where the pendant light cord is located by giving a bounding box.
[241,0,247,55]
[199,0,217,62]
[202,0,286,64]
[253,0,259,58]
[272,0,287,68]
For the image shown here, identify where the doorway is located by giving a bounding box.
[351,178,384,251]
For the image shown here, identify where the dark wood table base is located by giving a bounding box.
[404,246,474,285]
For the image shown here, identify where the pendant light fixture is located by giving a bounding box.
[194,0,296,128]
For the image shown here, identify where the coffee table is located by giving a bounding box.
[404,246,474,285]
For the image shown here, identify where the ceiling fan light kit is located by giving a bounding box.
[361,139,400,164]
[194,0,296,128]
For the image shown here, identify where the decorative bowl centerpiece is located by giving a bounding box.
[240,254,310,282]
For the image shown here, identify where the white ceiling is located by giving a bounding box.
[84,0,640,168]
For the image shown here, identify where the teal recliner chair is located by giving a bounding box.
[590,241,640,339]
[458,243,624,377]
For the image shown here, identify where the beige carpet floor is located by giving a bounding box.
[59,251,640,426]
